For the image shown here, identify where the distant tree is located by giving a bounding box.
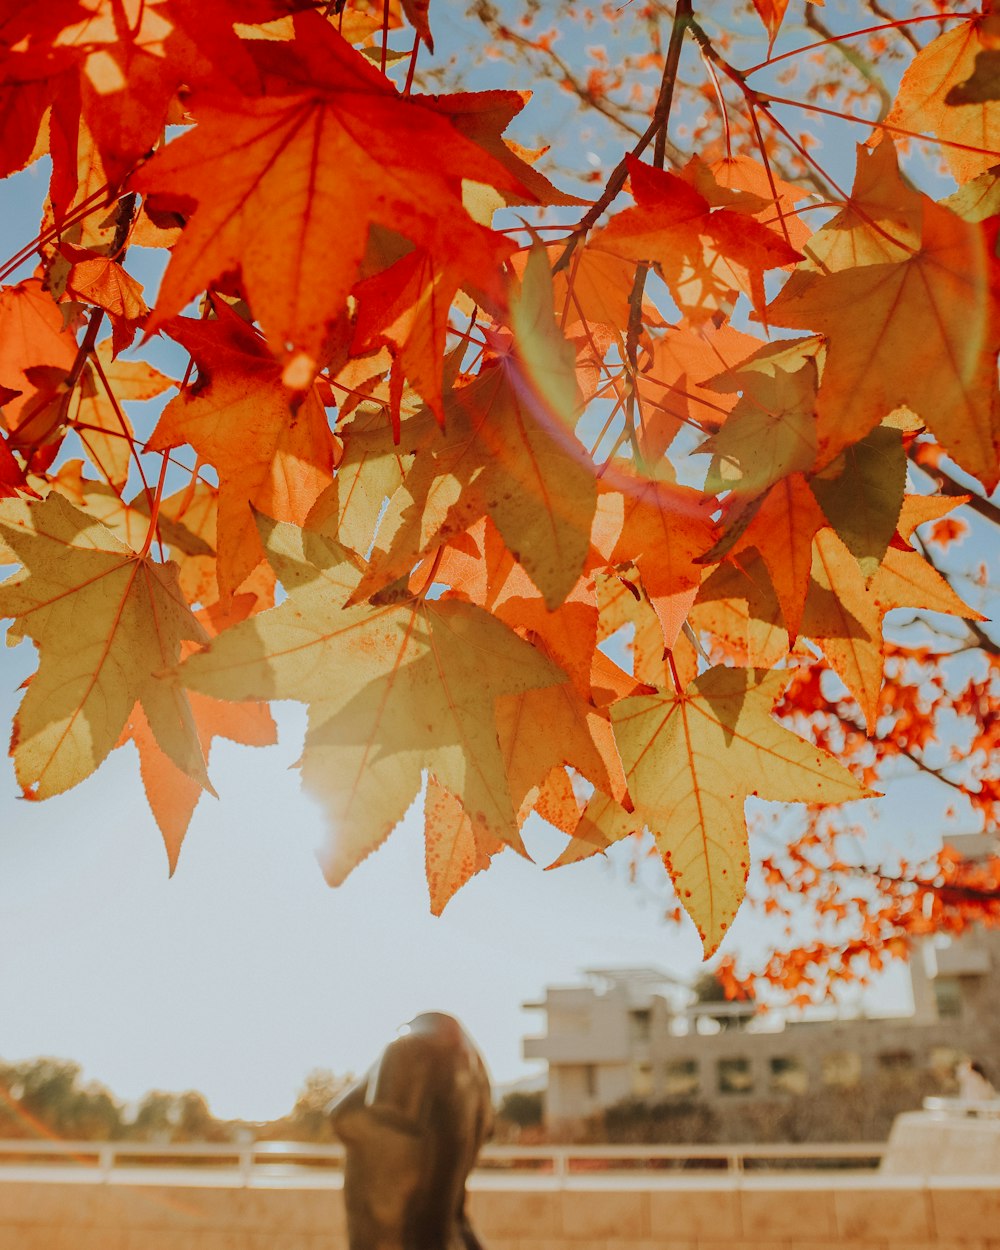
[693,972,731,1005]
[126,1088,228,1142]
[0,1057,123,1139]
[497,1090,544,1129]
[262,1069,353,1143]
[175,1090,226,1142]
[128,1090,178,1142]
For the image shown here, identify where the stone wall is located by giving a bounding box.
[0,1173,998,1249]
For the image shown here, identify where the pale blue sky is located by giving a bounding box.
[0,4,989,1123]
[0,681,722,1118]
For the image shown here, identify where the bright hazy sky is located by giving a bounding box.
[0,686,722,1120]
[0,10,978,1125]
[0,614,929,1122]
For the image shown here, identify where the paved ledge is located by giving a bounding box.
[0,1171,995,1248]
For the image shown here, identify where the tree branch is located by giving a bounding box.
[805,8,892,120]
[554,0,693,272]
[908,448,1000,530]
[621,0,692,462]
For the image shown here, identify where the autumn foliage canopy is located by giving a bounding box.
[0,0,997,981]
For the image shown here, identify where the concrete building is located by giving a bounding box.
[524,837,1000,1130]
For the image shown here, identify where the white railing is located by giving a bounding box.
[922,1096,1000,1119]
[0,1138,886,1183]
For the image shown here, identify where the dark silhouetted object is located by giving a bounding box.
[329,1012,492,1250]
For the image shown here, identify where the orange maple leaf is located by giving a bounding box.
[634,320,763,459]
[351,247,468,431]
[120,600,276,873]
[0,0,264,206]
[594,155,800,323]
[134,13,534,371]
[149,307,337,604]
[886,15,1000,185]
[770,145,1000,490]
[593,465,717,649]
[63,248,148,357]
[0,280,78,434]
[424,775,506,916]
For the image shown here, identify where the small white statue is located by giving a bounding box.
[956,1059,997,1104]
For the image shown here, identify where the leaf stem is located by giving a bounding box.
[87,345,155,509]
[667,648,683,693]
[744,12,972,76]
[404,31,420,94]
[66,312,106,393]
[138,450,170,561]
[380,0,390,75]
[414,544,445,600]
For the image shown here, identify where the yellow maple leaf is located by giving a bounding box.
[611,665,873,956]
[0,493,210,799]
[180,516,564,886]
[886,16,1000,185]
[769,147,1000,490]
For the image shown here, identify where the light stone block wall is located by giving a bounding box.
[0,1174,998,1249]
[883,1113,1000,1175]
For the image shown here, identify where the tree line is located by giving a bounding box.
[0,1057,349,1143]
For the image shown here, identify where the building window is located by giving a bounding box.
[769,1056,808,1095]
[822,1051,861,1088]
[878,1049,915,1077]
[663,1059,699,1097]
[629,1009,651,1043]
[934,977,963,1020]
[718,1057,753,1095]
[631,1062,653,1098]
[584,1064,597,1098]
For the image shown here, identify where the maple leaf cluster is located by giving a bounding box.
[0,0,996,962]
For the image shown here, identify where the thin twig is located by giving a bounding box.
[805,8,892,121]
[621,0,692,464]
[553,0,693,274]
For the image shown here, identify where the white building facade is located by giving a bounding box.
[524,844,1000,1130]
